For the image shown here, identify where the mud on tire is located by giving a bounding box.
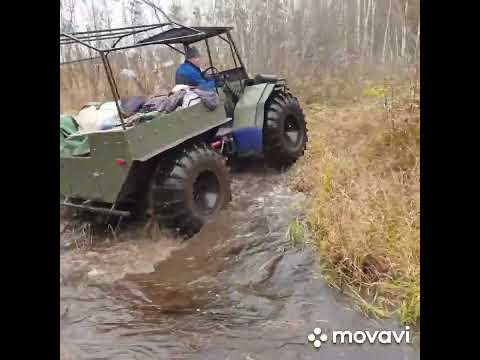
[263,90,308,169]
[150,143,231,238]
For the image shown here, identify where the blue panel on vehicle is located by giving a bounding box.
[232,127,263,154]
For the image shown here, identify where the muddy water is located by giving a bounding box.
[60,162,419,360]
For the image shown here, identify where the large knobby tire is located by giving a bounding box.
[263,90,308,169]
[150,144,231,238]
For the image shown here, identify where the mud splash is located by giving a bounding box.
[60,162,419,359]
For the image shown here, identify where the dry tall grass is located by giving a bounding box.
[289,77,420,327]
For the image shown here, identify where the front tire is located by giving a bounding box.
[263,90,308,169]
[150,144,231,237]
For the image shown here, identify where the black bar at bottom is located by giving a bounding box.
[60,202,131,217]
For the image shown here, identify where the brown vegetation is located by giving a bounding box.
[289,76,420,326]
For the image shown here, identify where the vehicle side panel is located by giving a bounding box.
[125,102,228,161]
[60,131,132,203]
[61,103,228,203]
[233,83,275,129]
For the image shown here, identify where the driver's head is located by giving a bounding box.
[185,46,202,67]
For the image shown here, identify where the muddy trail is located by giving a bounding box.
[60,161,419,360]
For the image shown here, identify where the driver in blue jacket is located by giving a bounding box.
[175,46,216,91]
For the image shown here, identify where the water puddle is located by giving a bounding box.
[60,162,419,359]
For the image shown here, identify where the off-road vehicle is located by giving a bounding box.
[60,21,308,237]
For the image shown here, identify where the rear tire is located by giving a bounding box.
[263,90,307,169]
[150,144,231,238]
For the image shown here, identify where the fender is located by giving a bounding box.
[232,83,276,155]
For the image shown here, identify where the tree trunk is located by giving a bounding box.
[356,0,361,49]
[382,0,392,64]
[370,0,376,61]
[390,40,394,65]
[395,24,399,60]
[401,0,409,58]
[414,19,420,61]
[102,0,112,29]
[344,0,349,52]
[362,0,372,60]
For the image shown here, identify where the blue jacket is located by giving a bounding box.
[175,61,215,91]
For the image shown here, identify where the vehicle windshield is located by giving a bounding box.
[191,38,238,73]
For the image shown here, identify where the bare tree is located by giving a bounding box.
[414,19,420,61]
[140,0,174,22]
[362,0,372,60]
[401,0,409,58]
[370,0,376,60]
[382,0,392,64]
[356,0,362,49]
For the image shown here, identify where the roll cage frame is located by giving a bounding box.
[60,21,248,129]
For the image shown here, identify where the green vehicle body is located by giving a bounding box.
[60,22,305,223]
[232,83,276,129]
[60,84,277,205]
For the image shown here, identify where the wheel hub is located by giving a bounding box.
[193,171,221,215]
[284,114,302,148]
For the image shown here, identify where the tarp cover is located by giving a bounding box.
[60,116,90,157]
